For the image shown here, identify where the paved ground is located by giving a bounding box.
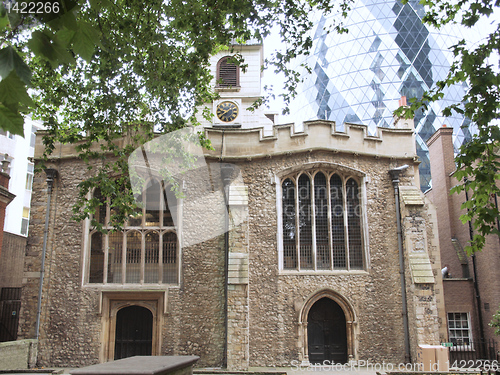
[249,366,380,375]
[7,366,380,375]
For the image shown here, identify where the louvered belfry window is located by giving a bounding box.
[217,56,239,87]
[281,170,364,271]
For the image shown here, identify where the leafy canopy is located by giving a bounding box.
[3,0,500,247]
[0,0,351,229]
[395,0,500,254]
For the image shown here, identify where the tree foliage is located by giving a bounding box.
[491,305,500,336]
[396,0,500,254]
[0,0,351,228]
[4,0,500,245]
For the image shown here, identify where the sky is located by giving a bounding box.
[260,3,500,123]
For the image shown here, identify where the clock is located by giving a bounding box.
[216,101,239,122]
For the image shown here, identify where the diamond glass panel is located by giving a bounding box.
[290,0,478,191]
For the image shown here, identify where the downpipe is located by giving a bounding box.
[464,179,486,354]
[35,168,58,340]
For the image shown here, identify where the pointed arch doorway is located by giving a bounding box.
[307,298,347,364]
[299,290,356,364]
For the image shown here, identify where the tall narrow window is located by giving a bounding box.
[109,232,123,284]
[346,179,363,269]
[282,178,297,269]
[163,232,177,283]
[331,174,346,268]
[21,207,30,236]
[25,163,34,190]
[281,170,364,271]
[298,174,313,270]
[89,232,104,283]
[447,312,472,345]
[217,56,239,87]
[315,173,330,269]
[144,231,159,283]
[87,179,178,285]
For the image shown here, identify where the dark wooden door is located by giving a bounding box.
[307,297,347,364]
[114,305,153,360]
[0,288,21,342]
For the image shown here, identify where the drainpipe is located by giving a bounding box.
[389,165,411,363]
[464,180,485,352]
[35,168,58,340]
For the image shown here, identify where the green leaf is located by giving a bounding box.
[0,104,23,136]
[0,46,32,85]
[0,4,9,31]
[72,21,100,62]
[47,5,79,31]
[57,27,77,48]
[28,30,75,67]
[0,72,35,110]
[7,8,21,29]
[36,0,80,24]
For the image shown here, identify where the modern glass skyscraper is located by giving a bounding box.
[292,0,480,191]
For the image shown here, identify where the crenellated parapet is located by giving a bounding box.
[204,118,416,160]
[34,118,416,162]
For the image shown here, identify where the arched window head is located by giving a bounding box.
[217,56,239,88]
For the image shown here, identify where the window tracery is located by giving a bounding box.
[88,179,178,285]
[280,170,365,271]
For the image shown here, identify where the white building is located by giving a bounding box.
[0,117,40,236]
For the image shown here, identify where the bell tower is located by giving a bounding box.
[199,42,275,132]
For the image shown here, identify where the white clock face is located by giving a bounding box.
[216,101,239,122]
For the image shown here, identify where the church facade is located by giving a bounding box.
[18,43,447,370]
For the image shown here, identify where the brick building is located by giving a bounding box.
[19,43,447,369]
[426,127,500,359]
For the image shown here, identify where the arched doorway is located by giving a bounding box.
[307,297,347,364]
[114,305,153,360]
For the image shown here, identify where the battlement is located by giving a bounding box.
[34,118,416,162]
[205,118,416,160]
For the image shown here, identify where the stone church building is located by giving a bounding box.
[19,43,447,369]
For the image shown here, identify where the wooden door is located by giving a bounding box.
[114,305,153,360]
[308,297,347,364]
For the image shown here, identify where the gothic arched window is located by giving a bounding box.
[280,170,365,271]
[88,179,178,284]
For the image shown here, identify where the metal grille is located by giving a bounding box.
[218,57,238,87]
[282,178,297,269]
[126,231,142,283]
[315,173,330,269]
[346,179,363,269]
[144,232,159,283]
[89,232,104,283]
[114,306,153,360]
[109,232,123,283]
[330,174,346,269]
[298,174,313,269]
[163,232,177,283]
